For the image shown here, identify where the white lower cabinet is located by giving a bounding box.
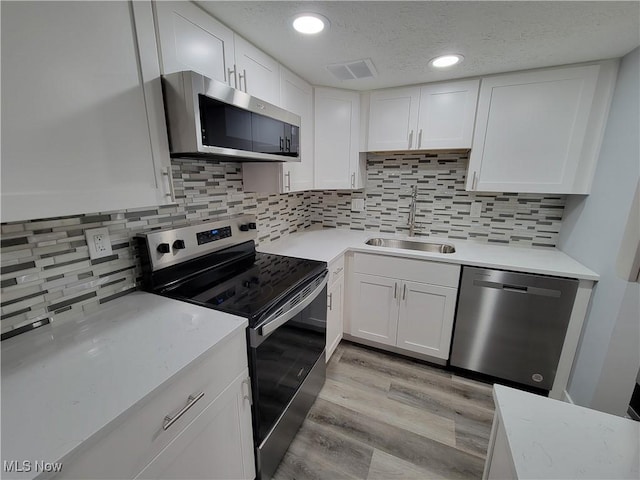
[57,331,254,480]
[396,281,457,358]
[136,373,254,480]
[349,253,460,360]
[326,256,345,361]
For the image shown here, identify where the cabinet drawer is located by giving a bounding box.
[59,330,248,479]
[328,255,345,285]
[353,253,460,287]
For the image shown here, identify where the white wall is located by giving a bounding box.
[558,47,640,416]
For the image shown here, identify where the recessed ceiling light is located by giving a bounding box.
[292,13,327,34]
[430,54,464,68]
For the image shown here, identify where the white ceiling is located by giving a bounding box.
[196,1,640,90]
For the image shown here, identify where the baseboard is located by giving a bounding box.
[562,390,575,404]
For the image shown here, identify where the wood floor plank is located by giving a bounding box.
[307,397,485,479]
[327,357,392,395]
[338,343,453,389]
[274,342,493,479]
[366,448,444,480]
[319,377,457,446]
[387,379,494,459]
[273,416,373,480]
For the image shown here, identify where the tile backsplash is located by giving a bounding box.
[311,151,566,246]
[1,152,566,337]
[0,160,311,335]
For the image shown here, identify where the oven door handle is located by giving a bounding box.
[259,273,328,337]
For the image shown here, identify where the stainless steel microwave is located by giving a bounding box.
[162,71,300,162]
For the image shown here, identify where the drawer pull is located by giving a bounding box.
[163,392,205,431]
[333,266,344,275]
[328,292,333,310]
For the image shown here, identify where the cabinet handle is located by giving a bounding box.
[284,171,291,191]
[161,167,175,200]
[227,67,237,88]
[351,172,356,188]
[402,284,407,301]
[242,378,253,405]
[286,137,291,152]
[393,282,398,299]
[472,171,478,190]
[279,137,284,151]
[328,292,333,311]
[333,266,344,275]
[163,392,205,431]
[239,69,247,92]
[408,130,414,149]
[418,129,423,149]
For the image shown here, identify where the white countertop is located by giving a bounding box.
[493,384,639,479]
[0,292,247,480]
[259,228,599,280]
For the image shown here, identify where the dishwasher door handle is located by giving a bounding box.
[474,280,561,298]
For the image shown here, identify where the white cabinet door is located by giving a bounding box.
[233,34,280,105]
[242,68,313,193]
[350,273,399,346]
[326,275,344,362]
[281,68,314,192]
[467,65,601,194]
[136,372,255,480]
[417,79,479,149]
[153,0,235,85]
[1,0,172,223]
[367,87,420,151]
[314,88,361,189]
[396,281,457,360]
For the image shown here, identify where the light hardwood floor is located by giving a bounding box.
[273,341,495,480]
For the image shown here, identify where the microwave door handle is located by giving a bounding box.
[260,274,328,337]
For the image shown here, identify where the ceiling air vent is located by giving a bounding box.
[327,58,377,80]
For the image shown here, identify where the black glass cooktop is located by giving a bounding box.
[159,250,326,324]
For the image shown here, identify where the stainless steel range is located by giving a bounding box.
[137,215,327,480]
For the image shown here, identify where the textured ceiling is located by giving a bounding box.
[196,1,640,90]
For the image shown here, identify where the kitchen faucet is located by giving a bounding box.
[408,184,418,237]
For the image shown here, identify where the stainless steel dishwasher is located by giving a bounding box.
[450,266,579,391]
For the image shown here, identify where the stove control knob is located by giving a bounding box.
[249,222,257,230]
[173,239,186,250]
[157,243,171,254]
[239,224,250,232]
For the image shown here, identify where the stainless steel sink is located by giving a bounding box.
[365,238,456,253]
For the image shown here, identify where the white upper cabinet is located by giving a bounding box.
[314,88,364,190]
[367,79,479,151]
[233,35,280,105]
[1,0,172,223]
[467,62,618,194]
[153,1,235,85]
[416,80,479,149]
[154,2,281,105]
[243,67,314,193]
[367,87,420,151]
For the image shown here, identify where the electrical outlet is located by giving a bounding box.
[470,201,482,218]
[85,227,113,260]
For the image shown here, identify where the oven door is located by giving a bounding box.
[247,271,327,444]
